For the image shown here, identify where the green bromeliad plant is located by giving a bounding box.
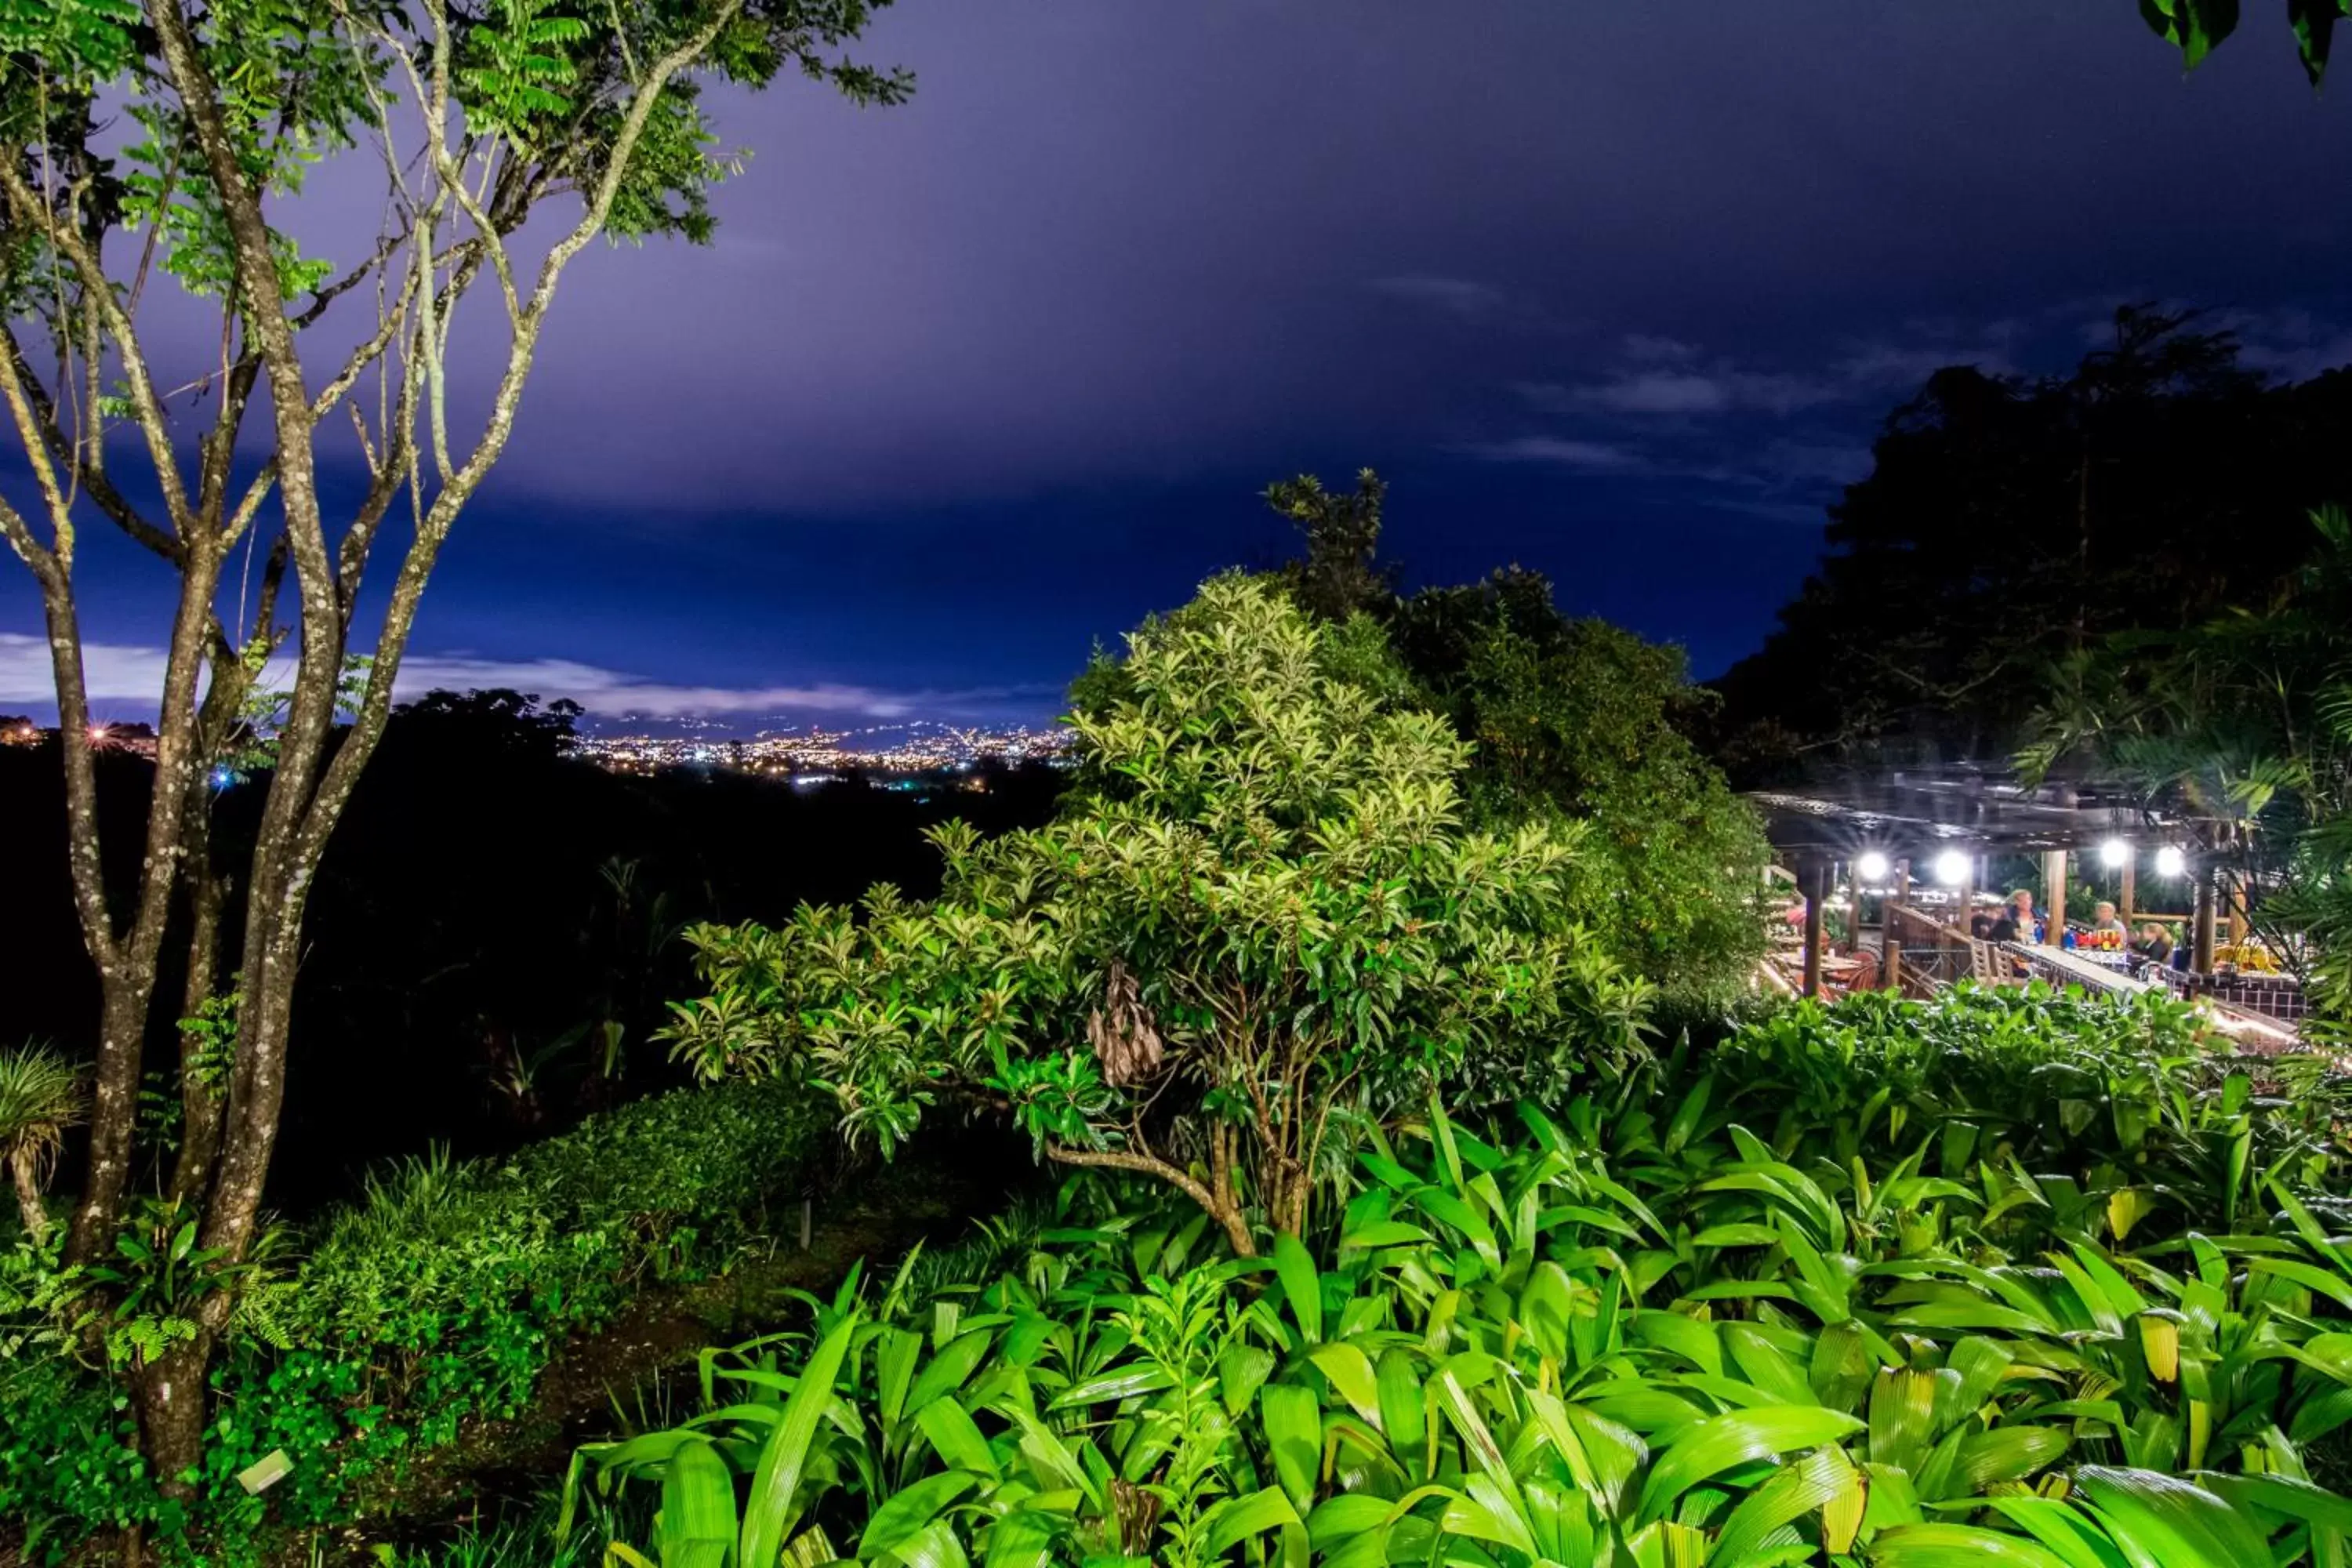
[568,1059,2352,1567]
[662,577,1651,1254]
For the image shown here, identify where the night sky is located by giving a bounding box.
[8,4,2352,730]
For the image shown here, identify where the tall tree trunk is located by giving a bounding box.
[130,1335,212,1504]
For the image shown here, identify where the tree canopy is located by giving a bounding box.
[1392,569,1773,1008]
[1713,307,2352,776]
[2142,0,2352,81]
[663,576,1651,1252]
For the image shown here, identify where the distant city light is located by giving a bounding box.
[2154,845,2187,877]
[1855,851,1890,882]
[2100,838,2130,869]
[575,720,1074,786]
[87,723,110,743]
[1933,849,1970,887]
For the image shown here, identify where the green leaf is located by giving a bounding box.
[1274,1232,1324,1344]
[915,1398,1000,1477]
[1204,1486,1301,1555]
[659,1439,739,1568]
[1868,1523,2076,1567]
[1262,1381,1323,1512]
[1634,1405,1863,1524]
[2073,1465,2275,1568]
[2289,0,2341,85]
[907,1329,997,1412]
[740,1312,858,1568]
[1708,1444,1856,1566]
[859,1471,978,1559]
[1955,1425,2071,1492]
[2137,0,2242,69]
[1309,1343,1382,1426]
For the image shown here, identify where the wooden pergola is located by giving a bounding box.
[1744,764,2221,997]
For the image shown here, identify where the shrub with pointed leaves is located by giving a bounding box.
[664,577,1652,1254]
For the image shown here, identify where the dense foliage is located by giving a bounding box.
[565,986,2352,1567]
[0,1074,826,1551]
[1392,570,1773,1009]
[1259,471,1773,1005]
[665,577,1652,1254]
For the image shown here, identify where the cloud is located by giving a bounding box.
[0,634,1044,723]
[1515,326,2020,427]
[1835,339,2015,389]
[2213,307,2352,383]
[1368,274,1513,321]
[1526,366,1842,418]
[1621,333,1701,363]
[1456,436,1646,470]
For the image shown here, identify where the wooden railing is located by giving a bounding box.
[1884,902,1974,999]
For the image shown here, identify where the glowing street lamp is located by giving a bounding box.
[2100,839,2130,869]
[2154,845,2187,877]
[1855,850,1891,883]
[1933,849,1970,887]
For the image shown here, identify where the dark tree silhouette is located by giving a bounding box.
[1711,307,2352,779]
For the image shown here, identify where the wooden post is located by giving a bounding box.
[2120,855,2136,926]
[2042,849,2068,946]
[1848,859,1865,956]
[1802,860,1827,999]
[1886,858,1911,992]
[2193,869,2218,975]
[2227,877,2249,949]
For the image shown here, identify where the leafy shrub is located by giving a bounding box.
[665,576,1651,1255]
[0,1074,827,1556]
[1708,985,2350,1232]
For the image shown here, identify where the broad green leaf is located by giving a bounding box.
[1274,1232,1324,1344]
[1634,1404,1862,1524]
[659,1438,739,1568]
[1869,1523,2075,1567]
[1309,1343,1383,1425]
[1205,1486,1301,1555]
[740,1312,858,1568]
[859,1471,979,1559]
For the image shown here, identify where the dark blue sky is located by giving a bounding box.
[8,3,2352,728]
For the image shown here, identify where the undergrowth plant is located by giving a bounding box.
[549,985,2352,1566]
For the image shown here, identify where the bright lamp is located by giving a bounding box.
[1933,849,1970,886]
[2100,839,2130,869]
[2155,845,2187,877]
[1855,851,1891,883]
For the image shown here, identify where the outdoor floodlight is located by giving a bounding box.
[2100,839,2130,869]
[1933,849,1970,886]
[1856,851,1890,882]
[2155,845,2187,877]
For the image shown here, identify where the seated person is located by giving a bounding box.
[2132,923,2173,962]
[1985,914,2020,943]
[1969,912,1994,940]
[2006,888,2038,939]
[2092,901,2127,936]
